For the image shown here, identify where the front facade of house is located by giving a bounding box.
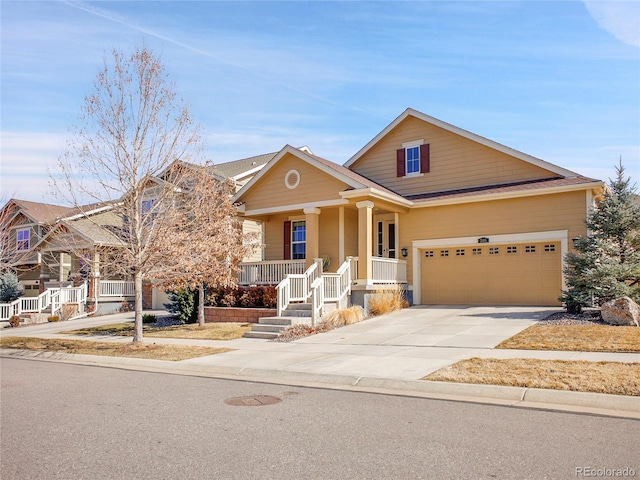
[235,108,604,307]
[1,199,76,296]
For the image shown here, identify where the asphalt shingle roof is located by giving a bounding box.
[407,176,602,204]
[211,153,276,179]
[9,199,76,224]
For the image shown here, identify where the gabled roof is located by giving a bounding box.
[31,210,127,254]
[233,145,408,205]
[344,107,580,178]
[3,199,75,225]
[211,152,277,180]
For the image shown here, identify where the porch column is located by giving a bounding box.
[304,207,320,269]
[356,200,374,284]
[89,251,100,302]
[338,206,345,264]
[58,253,64,282]
[394,212,400,259]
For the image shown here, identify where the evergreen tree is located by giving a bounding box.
[0,271,24,303]
[560,161,640,313]
[163,288,199,324]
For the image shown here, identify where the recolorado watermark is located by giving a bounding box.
[575,467,636,478]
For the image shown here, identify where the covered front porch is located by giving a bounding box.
[232,145,412,318]
[237,256,407,287]
[236,198,409,318]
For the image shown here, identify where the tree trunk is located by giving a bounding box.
[133,272,144,343]
[198,284,205,327]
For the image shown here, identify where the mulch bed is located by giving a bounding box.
[538,309,609,326]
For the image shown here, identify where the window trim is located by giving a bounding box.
[291,220,306,260]
[401,139,425,177]
[16,228,30,251]
[141,198,157,215]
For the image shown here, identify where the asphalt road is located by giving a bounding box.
[1,358,638,480]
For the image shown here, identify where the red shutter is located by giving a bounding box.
[420,143,430,173]
[283,221,291,260]
[396,148,405,177]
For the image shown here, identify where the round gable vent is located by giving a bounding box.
[285,169,301,189]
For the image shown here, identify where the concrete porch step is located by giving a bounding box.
[244,314,315,339]
[243,331,280,339]
[283,303,313,318]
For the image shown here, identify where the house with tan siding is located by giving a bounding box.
[234,108,604,312]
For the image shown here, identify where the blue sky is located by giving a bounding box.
[1,0,639,203]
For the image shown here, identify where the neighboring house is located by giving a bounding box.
[19,204,135,313]
[0,199,76,296]
[234,108,605,307]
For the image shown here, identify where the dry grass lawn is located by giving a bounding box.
[0,336,230,361]
[424,357,640,396]
[63,322,252,340]
[496,325,640,352]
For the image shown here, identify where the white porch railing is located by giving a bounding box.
[349,257,407,284]
[277,259,322,320]
[99,280,135,297]
[322,258,352,308]
[372,257,407,283]
[238,260,306,285]
[0,283,88,321]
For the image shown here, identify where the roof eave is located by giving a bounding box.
[410,180,605,208]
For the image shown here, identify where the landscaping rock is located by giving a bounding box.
[601,297,640,327]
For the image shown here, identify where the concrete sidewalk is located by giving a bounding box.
[2,306,639,417]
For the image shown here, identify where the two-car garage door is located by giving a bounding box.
[420,241,562,306]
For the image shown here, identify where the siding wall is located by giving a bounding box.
[351,116,556,197]
[399,190,587,284]
[240,153,349,210]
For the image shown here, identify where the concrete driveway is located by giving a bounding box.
[296,305,559,348]
[180,305,561,381]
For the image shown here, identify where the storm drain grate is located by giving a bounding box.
[224,395,282,406]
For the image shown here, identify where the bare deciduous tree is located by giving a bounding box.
[51,45,236,342]
[156,163,257,326]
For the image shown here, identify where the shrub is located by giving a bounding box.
[120,300,133,313]
[239,286,264,308]
[367,287,408,317]
[142,313,157,324]
[205,285,277,309]
[47,315,60,323]
[262,285,277,308]
[9,315,21,327]
[322,305,365,328]
[60,303,78,321]
[164,288,198,324]
[0,272,24,303]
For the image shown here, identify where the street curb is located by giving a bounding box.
[2,348,639,418]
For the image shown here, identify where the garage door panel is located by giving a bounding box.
[421,242,561,306]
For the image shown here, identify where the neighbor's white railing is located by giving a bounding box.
[99,280,135,297]
[238,260,306,285]
[0,283,88,321]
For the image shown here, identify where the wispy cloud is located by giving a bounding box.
[583,1,640,48]
[60,0,381,119]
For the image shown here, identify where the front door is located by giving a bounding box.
[376,219,396,259]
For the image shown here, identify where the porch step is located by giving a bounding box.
[243,315,313,339]
[282,303,313,318]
